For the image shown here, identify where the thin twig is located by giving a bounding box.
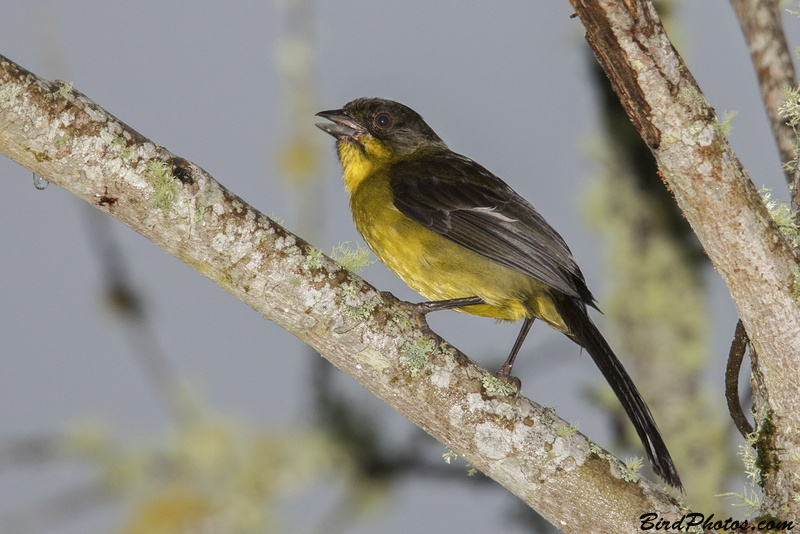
[726,319,754,438]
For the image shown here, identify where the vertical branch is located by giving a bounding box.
[567,0,800,519]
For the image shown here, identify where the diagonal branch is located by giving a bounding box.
[0,53,693,533]
[567,0,800,518]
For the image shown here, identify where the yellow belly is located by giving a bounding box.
[348,170,567,331]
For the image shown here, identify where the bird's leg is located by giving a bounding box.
[392,295,485,329]
[381,292,484,320]
[409,296,486,314]
[381,293,485,349]
[495,317,535,390]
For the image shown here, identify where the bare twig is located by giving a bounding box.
[726,319,754,438]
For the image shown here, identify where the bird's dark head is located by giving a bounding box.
[315,98,446,162]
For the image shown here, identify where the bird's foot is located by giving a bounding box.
[380,291,441,347]
[381,293,484,353]
[382,292,483,331]
[494,364,522,392]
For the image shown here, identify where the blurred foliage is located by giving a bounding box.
[273,0,324,240]
[57,396,357,534]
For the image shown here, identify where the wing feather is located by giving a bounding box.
[389,153,596,305]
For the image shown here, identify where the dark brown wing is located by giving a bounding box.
[389,152,596,306]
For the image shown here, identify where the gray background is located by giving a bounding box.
[0,2,797,533]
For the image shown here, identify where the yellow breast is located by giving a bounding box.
[337,138,566,330]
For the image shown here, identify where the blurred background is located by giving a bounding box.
[0,1,797,533]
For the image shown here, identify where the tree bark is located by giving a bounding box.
[0,54,696,533]
[567,0,800,519]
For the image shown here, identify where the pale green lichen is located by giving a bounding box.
[401,338,436,377]
[678,84,706,115]
[556,423,579,437]
[345,299,378,321]
[302,246,323,270]
[621,456,643,483]
[194,206,205,223]
[589,442,608,458]
[357,347,393,373]
[590,443,645,486]
[389,309,413,332]
[481,373,517,397]
[121,146,137,160]
[29,149,48,162]
[56,81,74,97]
[740,434,761,484]
[267,213,285,226]
[540,407,557,427]
[761,188,800,248]
[146,160,179,213]
[340,281,380,321]
[331,241,375,273]
[792,266,800,301]
[717,486,762,519]
[714,110,738,136]
[779,83,800,173]
[779,84,800,130]
[441,449,476,476]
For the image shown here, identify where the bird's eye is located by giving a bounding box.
[375,113,392,129]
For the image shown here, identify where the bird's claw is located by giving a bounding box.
[495,365,522,392]
[381,292,443,350]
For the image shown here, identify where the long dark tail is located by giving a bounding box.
[554,296,683,489]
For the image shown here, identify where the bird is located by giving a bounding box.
[315,97,682,489]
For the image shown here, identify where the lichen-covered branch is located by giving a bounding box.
[0,54,692,532]
[567,0,800,518]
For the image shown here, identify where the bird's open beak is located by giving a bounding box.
[315,109,365,140]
